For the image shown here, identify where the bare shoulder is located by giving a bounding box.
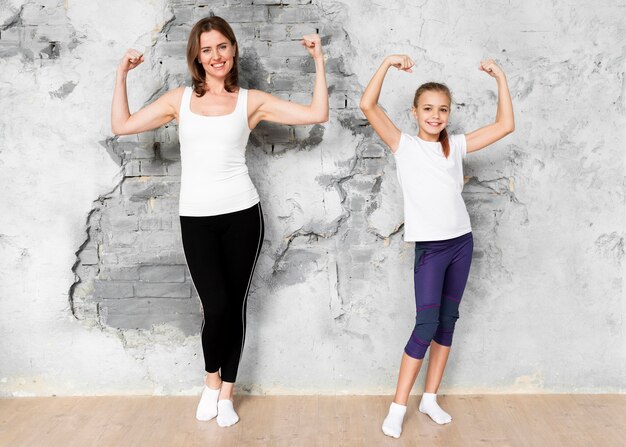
[158,86,186,117]
[247,89,271,107]
[162,86,186,104]
[247,88,268,98]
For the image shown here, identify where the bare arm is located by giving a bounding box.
[248,34,328,129]
[359,55,414,152]
[111,49,180,136]
[465,59,515,153]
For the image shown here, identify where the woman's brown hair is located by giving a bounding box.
[186,16,239,97]
[413,82,452,158]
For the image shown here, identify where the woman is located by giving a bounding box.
[359,55,514,438]
[111,16,328,427]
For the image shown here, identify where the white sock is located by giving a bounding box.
[217,399,239,427]
[382,402,407,438]
[418,392,452,424]
[195,385,220,421]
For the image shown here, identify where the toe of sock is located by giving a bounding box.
[426,410,452,425]
[382,416,402,438]
[217,415,239,427]
[382,425,401,439]
[196,410,217,421]
[217,400,240,427]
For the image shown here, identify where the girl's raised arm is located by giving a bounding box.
[465,60,515,153]
[248,34,328,129]
[111,49,182,136]
[359,55,414,152]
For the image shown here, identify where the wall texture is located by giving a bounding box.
[0,0,624,396]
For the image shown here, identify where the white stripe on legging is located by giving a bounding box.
[238,203,264,369]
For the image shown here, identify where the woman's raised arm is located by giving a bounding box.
[111,49,181,136]
[248,34,328,129]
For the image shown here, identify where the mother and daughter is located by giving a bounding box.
[111,15,513,437]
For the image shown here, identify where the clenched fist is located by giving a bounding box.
[118,49,145,73]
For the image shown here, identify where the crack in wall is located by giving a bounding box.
[466,175,524,204]
[0,5,24,30]
[69,180,123,322]
[68,208,98,318]
[370,222,404,242]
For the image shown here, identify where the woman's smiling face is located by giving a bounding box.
[198,30,236,79]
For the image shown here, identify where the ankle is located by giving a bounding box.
[392,398,409,407]
[421,392,437,401]
[205,377,222,390]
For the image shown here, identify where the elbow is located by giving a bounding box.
[111,126,126,136]
[496,119,515,136]
[308,106,328,124]
[360,100,377,116]
[112,123,132,136]
[111,120,124,136]
[506,121,515,135]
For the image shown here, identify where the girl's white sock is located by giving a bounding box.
[382,402,407,438]
[418,392,452,424]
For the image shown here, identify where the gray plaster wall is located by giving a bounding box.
[0,0,624,396]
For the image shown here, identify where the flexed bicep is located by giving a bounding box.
[118,90,181,135]
[112,86,182,136]
[362,105,402,151]
[248,90,328,128]
[111,49,182,136]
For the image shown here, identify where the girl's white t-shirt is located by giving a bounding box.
[394,133,471,241]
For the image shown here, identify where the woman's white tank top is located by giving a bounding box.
[178,86,259,216]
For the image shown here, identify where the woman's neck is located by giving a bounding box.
[204,77,228,95]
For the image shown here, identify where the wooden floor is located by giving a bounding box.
[1,395,624,446]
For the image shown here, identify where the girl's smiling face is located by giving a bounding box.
[412,90,450,141]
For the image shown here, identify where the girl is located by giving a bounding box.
[111,16,328,427]
[359,55,514,438]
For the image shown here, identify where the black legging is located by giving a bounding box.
[180,203,264,383]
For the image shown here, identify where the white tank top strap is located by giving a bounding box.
[236,88,248,121]
[180,86,193,119]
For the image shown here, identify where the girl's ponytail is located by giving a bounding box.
[438,127,450,158]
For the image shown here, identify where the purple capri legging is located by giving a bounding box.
[405,232,473,360]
